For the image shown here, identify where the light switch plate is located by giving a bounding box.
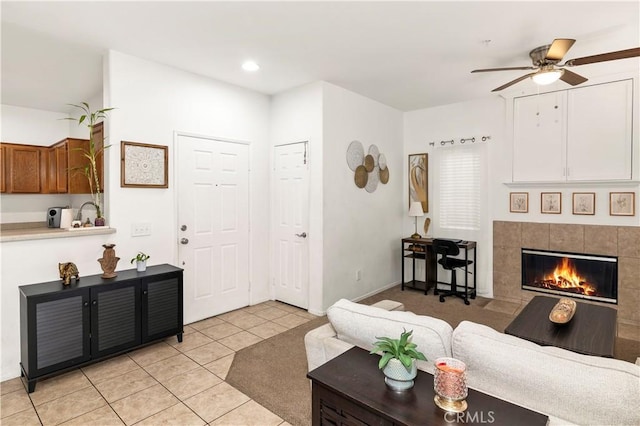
[131,222,151,236]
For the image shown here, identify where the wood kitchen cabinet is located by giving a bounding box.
[1,125,104,194]
[2,143,46,193]
[65,137,103,194]
[0,145,5,193]
[19,264,183,393]
[512,79,633,182]
[47,142,68,193]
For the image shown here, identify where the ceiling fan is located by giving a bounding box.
[472,39,640,92]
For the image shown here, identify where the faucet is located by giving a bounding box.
[75,201,99,221]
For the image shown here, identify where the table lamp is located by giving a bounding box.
[409,201,424,239]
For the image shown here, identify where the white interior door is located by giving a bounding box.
[272,142,310,309]
[178,134,250,323]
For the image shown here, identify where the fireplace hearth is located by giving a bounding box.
[521,249,618,304]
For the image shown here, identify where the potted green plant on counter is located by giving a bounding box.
[64,102,114,226]
[131,252,150,272]
[370,329,427,392]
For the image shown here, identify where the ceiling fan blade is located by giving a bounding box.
[560,69,588,86]
[491,73,537,92]
[564,47,640,66]
[545,39,576,61]
[472,66,536,73]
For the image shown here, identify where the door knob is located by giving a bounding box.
[295,232,307,238]
[180,238,189,244]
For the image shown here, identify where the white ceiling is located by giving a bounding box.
[2,1,639,113]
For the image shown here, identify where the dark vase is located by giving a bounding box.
[94,217,106,227]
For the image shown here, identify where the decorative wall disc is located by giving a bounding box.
[354,165,368,188]
[379,166,389,184]
[348,141,388,192]
[378,153,387,170]
[365,165,380,193]
[368,145,380,167]
[364,154,375,172]
[346,140,365,171]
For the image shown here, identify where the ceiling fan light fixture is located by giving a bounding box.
[532,68,564,85]
[241,61,260,72]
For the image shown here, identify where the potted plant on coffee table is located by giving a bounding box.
[131,252,150,272]
[370,329,427,392]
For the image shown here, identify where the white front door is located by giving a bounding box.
[272,142,309,309]
[177,134,250,323]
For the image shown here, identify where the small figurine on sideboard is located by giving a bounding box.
[59,262,80,285]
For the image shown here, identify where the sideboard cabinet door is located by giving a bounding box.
[20,289,91,382]
[90,281,141,359]
[142,273,183,343]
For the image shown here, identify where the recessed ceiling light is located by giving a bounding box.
[242,61,260,72]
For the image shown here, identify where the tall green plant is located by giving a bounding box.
[64,103,114,218]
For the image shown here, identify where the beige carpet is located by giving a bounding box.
[225,286,639,426]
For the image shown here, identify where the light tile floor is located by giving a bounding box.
[1,300,314,425]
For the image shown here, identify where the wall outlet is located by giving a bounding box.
[356,269,362,281]
[131,222,151,237]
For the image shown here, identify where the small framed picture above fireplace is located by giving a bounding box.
[510,192,528,213]
[541,192,561,214]
[572,192,595,215]
[609,192,635,216]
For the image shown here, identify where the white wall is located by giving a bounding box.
[1,105,69,145]
[269,82,324,314]
[104,50,271,304]
[0,50,271,380]
[404,97,505,297]
[321,82,404,309]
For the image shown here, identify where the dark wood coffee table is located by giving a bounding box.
[505,295,617,357]
[307,347,548,426]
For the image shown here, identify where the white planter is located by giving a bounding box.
[136,261,147,272]
[382,358,417,392]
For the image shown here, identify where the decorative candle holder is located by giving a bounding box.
[433,357,468,412]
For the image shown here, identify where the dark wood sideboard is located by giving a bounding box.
[19,264,183,392]
[307,347,548,425]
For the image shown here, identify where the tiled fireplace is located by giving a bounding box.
[521,248,618,304]
[493,221,640,337]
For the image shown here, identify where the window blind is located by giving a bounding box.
[438,146,480,230]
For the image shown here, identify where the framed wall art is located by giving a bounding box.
[572,192,595,215]
[541,192,561,214]
[408,153,428,212]
[509,192,528,213]
[609,192,635,216]
[121,141,169,188]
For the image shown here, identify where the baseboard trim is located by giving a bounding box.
[352,280,401,303]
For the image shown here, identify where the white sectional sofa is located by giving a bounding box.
[304,299,640,426]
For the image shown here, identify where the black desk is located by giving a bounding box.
[401,237,476,301]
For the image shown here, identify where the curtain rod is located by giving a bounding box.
[429,135,491,147]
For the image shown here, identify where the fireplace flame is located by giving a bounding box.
[544,258,596,295]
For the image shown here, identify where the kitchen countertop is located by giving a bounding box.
[1,223,116,242]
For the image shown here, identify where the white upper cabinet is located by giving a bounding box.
[566,80,632,181]
[513,91,566,182]
[512,79,633,182]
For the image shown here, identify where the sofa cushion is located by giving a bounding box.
[326,299,453,372]
[452,321,640,426]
